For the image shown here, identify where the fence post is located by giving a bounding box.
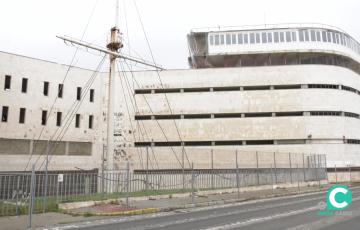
[270,164,274,194]
[302,153,306,182]
[28,164,36,229]
[43,140,49,213]
[16,175,20,216]
[316,155,321,190]
[211,149,214,189]
[273,152,278,184]
[182,146,185,190]
[126,161,130,208]
[349,165,352,185]
[297,164,300,193]
[235,150,240,199]
[335,164,338,184]
[191,162,195,204]
[146,147,149,190]
[256,151,260,186]
[289,153,293,184]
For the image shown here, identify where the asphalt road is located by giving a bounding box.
[51,186,360,230]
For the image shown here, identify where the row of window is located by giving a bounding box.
[135,111,360,120]
[1,106,94,129]
[135,83,360,96]
[2,75,95,102]
[209,28,360,56]
[135,138,360,147]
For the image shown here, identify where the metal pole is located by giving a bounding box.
[191,162,195,204]
[211,149,214,189]
[335,164,338,184]
[182,146,185,190]
[126,161,130,208]
[43,140,49,213]
[146,147,149,190]
[316,155,321,190]
[289,153,293,184]
[16,175,20,216]
[297,164,300,193]
[302,153,306,182]
[349,165,352,185]
[28,164,35,229]
[256,151,260,185]
[235,150,240,199]
[270,164,274,194]
[273,152,277,184]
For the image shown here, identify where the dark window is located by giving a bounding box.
[243,34,249,43]
[77,87,81,100]
[255,33,260,43]
[250,33,255,44]
[75,114,80,128]
[304,30,309,41]
[56,112,62,127]
[4,75,11,90]
[89,115,93,129]
[209,35,214,45]
[322,31,327,42]
[267,33,273,42]
[43,82,49,96]
[299,30,304,41]
[279,32,284,42]
[90,89,95,102]
[292,31,297,41]
[214,35,219,45]
[286,31,291,42]
[1,106,9,122]
[220,34,224,44]
[261,32,267,43]
[231,34,236,44]
[58,84,63,98]
[226,34,231,45]
[316,31,321,41]
[21,78,28,93]
[19,108,26,124]
[274,32,279,43]
[238,34,243,44]
[310,30,316,41]
[41,110,47,126]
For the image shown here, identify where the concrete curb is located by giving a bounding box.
[61,207,160,217]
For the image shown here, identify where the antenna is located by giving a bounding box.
[115,0,119,27]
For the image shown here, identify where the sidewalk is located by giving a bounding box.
[0,184,329,230]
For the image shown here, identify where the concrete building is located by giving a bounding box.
[1,23,360,172]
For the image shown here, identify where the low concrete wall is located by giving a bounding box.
[328,171,360,183]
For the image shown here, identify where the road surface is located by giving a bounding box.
[49,186,360,230]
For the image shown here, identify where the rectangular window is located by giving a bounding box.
[304,30,309,41]
[292,31,297,42]
[238,33,243,44]
[243,34,249,44]
[279,32,285,42]
[327,32,332,42]
[274,32,279,43]
[4,75,11,90]
[43,81,49,96]
[41,110,47,126]
[209,35,214,45]
[90,89,95,102]
[214,35,219,45]
[1,106,8,122]
[335,33,340,44]
[76,87,81,100]
[316,31,321,41]
[250,33,255,44]
[310,30,316,41]
[255,33,260,43]
[58,84,63,98]
[88,115,93,129]
[322,31,327,42]
[332,32,336,43]
[21,78,28,93]
[285,31,291,42]
[75,114,80,128]
[261,32,267,43]
[220,34,224,45]
[226,34,231,45]
[19,108,26,124]
[56,112,62,127]
[299,30,304,42]
[231,34,236,44]
[267,33,273,43]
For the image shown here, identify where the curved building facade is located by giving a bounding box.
[118,24,360,170]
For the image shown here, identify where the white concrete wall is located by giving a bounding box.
[0,51,105,171]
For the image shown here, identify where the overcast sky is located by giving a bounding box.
[0,0,359,70]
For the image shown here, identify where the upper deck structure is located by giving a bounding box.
[188,23,360,73]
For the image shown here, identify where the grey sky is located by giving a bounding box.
[0,0,359,70]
